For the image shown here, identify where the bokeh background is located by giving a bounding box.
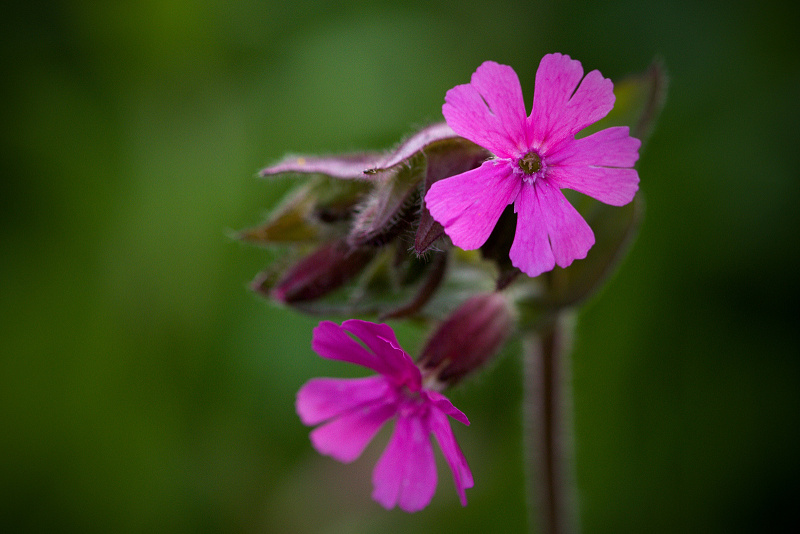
[2,0,798,532]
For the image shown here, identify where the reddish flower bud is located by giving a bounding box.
[256,240,376,304]
[418,292,514,387]
[347,154,425,248]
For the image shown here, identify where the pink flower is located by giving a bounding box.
[425,54,641,277]
[296,320,473,512]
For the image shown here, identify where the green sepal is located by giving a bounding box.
[237,176,370,245]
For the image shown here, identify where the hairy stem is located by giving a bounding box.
[523,312,579,534]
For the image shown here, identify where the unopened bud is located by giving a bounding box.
[418,292,514,387]
[256,240,376,304]
[347,154,425,248]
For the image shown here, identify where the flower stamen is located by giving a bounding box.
[518,151,542,175]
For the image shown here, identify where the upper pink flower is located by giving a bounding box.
[296,320,473,512]
[425,54,641,277]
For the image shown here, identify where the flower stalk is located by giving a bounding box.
[524,313,579,534]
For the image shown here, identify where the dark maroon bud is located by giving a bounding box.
[418,292,514,387]
[263,240,376,303]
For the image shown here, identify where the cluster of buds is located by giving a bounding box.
[242,123,495,321]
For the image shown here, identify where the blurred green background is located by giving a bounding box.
[2,0,798,532]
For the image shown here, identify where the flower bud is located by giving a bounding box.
[418,292,515,387]
[242,123,497,317]
[238,176,371,245]
[347,154,426,248]
[256,240,376,304]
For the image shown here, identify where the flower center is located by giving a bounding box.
[518,151,542,175]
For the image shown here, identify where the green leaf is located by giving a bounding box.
[522,195,644,310]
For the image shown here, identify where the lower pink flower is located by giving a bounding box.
[296,319,473,512]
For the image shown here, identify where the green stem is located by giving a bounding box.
[523,312,579,534]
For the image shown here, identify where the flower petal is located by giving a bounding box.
[443,62,527,158]
[557,69,615,142]
[529,54,615,151]
[528,53,585,147]
[423,390,470,427]
[308,396,397,463]
[535,180,595,268]
[509,183,556,277]
[341,320,420,387]
[429,407,474,506]
[296,376,391,426]
[468,61,529,152]
[548,166,640,207]
[546,127,640,206]
[372,414,437,512]
[311,320,390,375]
[425,160,520,250]
[548,126,641,167]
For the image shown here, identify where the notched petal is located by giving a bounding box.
[535,181,595,269]
[372,415,437,512]
[468,61,528,150]
[443,82,520,158]
[578,59,668,144]
[415,142,489,255]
